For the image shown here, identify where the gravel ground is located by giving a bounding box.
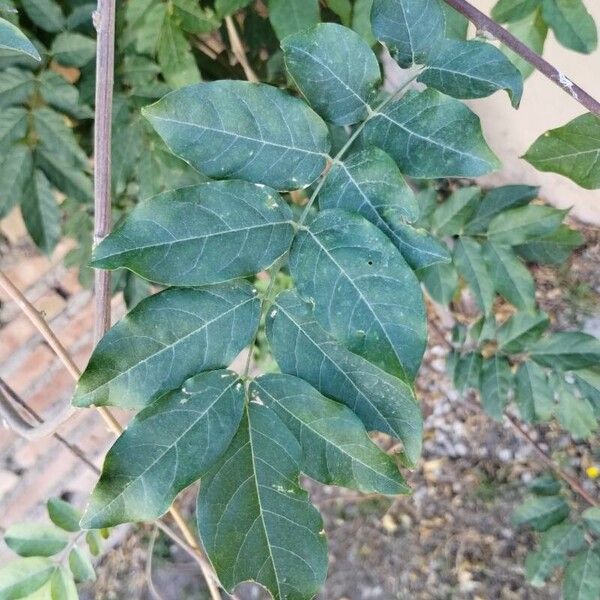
[84,221,600,600]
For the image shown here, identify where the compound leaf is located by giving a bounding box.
[253,373,409,494]
[197,403,328,600]
[144,81,330,191]
[290,209,426,380]
[363,89,499,178]
[266,290,423,465]
[524,113,600,190]
[92,181,294,287]
[282,23,380,125]
[81,370,245,528]
[73,283,260,409]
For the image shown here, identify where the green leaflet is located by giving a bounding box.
[72,283,260,409]
[573,369,600,417]
[541,0,597,53]
[483,242,536,311]
[51,32,96,67]
[172,0,220,34]
[125,0,167,55]
[50,567,78,600]
[420,261,459,305]
[215,0,253,17]
[493,0,541,22]
[253,374,409,494]
[563,545,600,600]
[529,474,561,496]
[431,186,480,236]
[0,144,32,219]
[317,147,448,269]
[352,0,375,44]
[453,352,483,393]
[387,223,451,270]
[419,39,523,108]
[497,311,549,353]
[363,89,500,178]
[487,204,566,246]
[528,332,600,370]
[524,113,600,190]
[465,184,539,234]
[0,557,55,598]
[442,3,468,39]
[143,81,330,191]
[479,355,512,420]
[282,23,381,126]
[39,70,93,120]
[526,522,585,587]
[21,170,61,255]
[157,15,201,89]
[453,237,495,315]
[325,0,352,24]
[318,147,419,224]
[503,10,548,79]
[47,498,81,533]
[513,496,570,531]
[20,0,65,32]
[290,209,426,380]
[0,68,35,108]
[197,403,328,600]
[92,181,294,287]
[583,507,600,535]
[81,370,245,528]
[515,225,584,264]
[268,0,320,41]
[555,384,597,440]
[0,107,27,150]
[4,523,68,557]
[266,290,423,465]
[515,361,554,422]
[68,547,96,583]
[371,0,446,68]
[0,17,40,60]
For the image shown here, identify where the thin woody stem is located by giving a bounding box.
[442,0,600,115]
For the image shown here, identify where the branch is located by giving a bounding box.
[225,15,259,83]
[442,0,600,116]
[93,0,115,344]
[504,411,598,507]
